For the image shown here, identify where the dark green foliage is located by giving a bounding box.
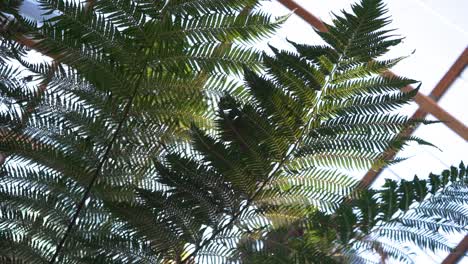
[343,162,468,262]
[0,0,282,262]
[150,0,440,262]
[0,0,459,263]
[244,162,468,263]
[254,162,468,263]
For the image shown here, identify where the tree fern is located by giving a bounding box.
[154,0,437,262]
[247,162,468,263]
[0,0,450,263]
[0,0,282,262]
[347,162,468,262]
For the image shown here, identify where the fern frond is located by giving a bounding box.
[1,0,282,262]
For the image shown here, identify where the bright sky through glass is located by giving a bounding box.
[258,0,467,262]
[16,0,468,262]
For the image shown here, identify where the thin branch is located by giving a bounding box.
[49,76,143,263]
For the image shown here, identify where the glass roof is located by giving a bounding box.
[13,0,468,262]
[259,0,467,262]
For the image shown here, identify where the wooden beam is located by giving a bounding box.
[442,235,468,264]
[358,108,426,188]
[277,0,467,141]
[277,0,328,32]
[430,48,468,101]
[360,48,467,187]
[408,82,467,140]
[277,1,468,262]
[277,0,468,187]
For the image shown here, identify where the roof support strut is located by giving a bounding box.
[277,1,468,263]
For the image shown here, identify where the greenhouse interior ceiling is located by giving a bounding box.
[0,0,467,263]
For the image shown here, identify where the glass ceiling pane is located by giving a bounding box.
[260,1,467,263]
[438,68,468,125]
[262,0,468,172]
[13,0,468,262]
[260,0,467,179]
[263,0,468,94]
